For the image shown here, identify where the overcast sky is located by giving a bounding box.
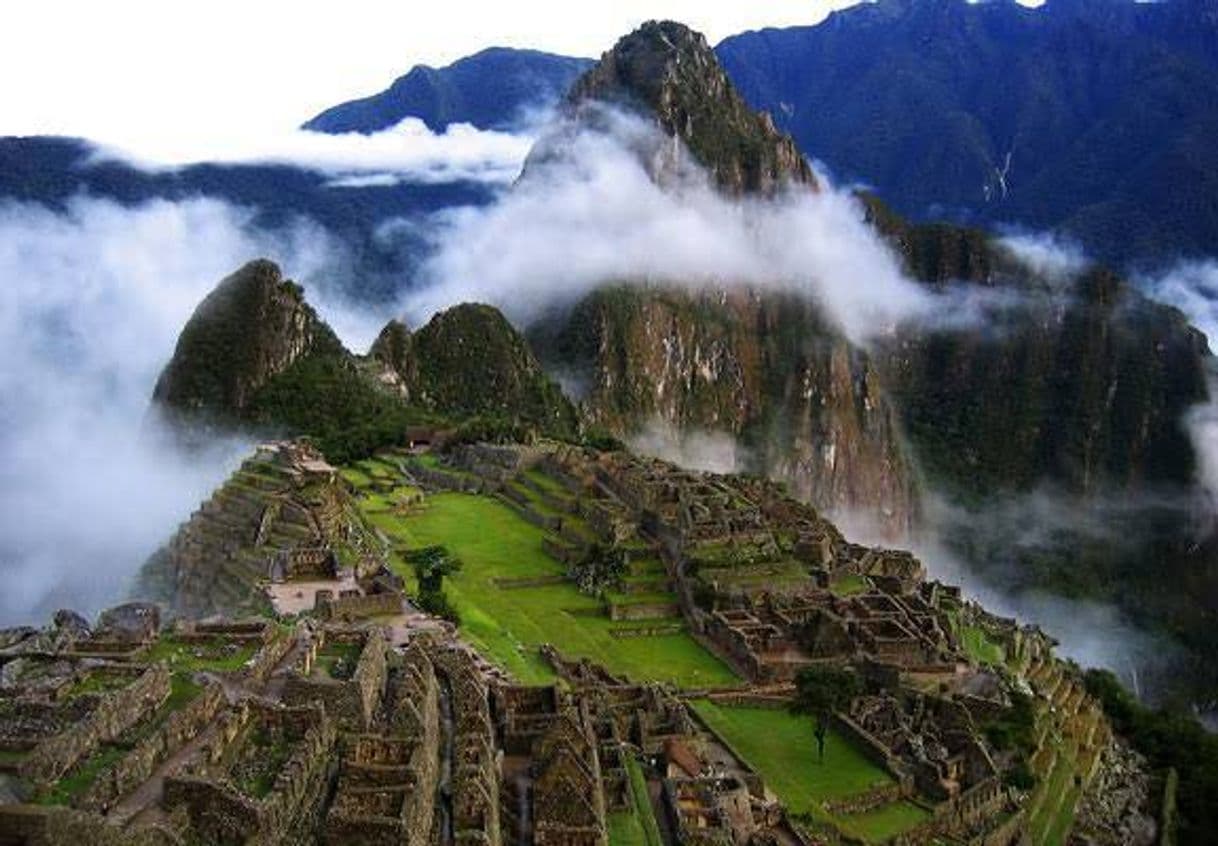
[0,1,859,149]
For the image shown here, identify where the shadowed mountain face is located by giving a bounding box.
[302,47,593,134]
[718,0,1218,266]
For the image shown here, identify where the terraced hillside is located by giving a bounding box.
[345,448,737,688]
[332,440,1155,845]
[137,441,383,618]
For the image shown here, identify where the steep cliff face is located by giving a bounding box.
[534,286,917,534]
[865,198,1212,498]
[151,259,342,418]
[563,20,816,195]
[519,21,912,531]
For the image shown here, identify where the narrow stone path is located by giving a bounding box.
[106,721,220,827]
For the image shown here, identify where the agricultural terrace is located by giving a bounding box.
[349,454,737,688]
[691,700,931,844]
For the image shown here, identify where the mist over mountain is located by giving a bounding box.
[301,0,1218,271]
[0,135,501,304]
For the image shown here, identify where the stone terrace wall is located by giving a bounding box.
[351,629,390,729]
[316,591,402,622]
[283,628,389,730]
[80,681,227,813]
[243,625,297,684]
[0,805,173,846]
[18,663,171,785]
[164,703,338,846]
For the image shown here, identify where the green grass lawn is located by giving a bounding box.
[609,755,663,846]
[692,701,892,807]
[958,624,1006,666]
[367,491,736,688]
[524,468,572,498]
[144,636,258,673]
[829,573,871,597]
[841,801,932,842]
[691,700,929,843]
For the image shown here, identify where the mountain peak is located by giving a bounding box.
[151,259,341,419]
[567,20,817,195]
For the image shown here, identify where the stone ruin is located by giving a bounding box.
[0,436,1155,845]
[136,439,385,620]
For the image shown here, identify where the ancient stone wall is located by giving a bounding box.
[243,625,297,684]
[283,628,388,731]
[18,663,171,785]
[828,712,911,788]
[0,805,173,846]
[80,681,226,813]
[164,702,338,846]
[606,602,682,622]
[316,591,402,622]
[325,646,441,846]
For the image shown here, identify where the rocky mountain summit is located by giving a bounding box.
[560,20,816,195]
[151,260,343,420]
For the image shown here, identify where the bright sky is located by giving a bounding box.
[0,1,857,149]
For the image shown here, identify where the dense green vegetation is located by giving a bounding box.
[792,666,862,762]
[411,303,579,438]
[403,545,463,623]
[1084,669,1218,845]
[248,351,436,465]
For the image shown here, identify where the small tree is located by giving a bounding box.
[570,543,628,595]
[405,545,463,623]
[791,666,862,762]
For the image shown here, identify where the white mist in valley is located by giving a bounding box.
[0,196,373,626]
[88,117,537,188]
[831,495,1185,701]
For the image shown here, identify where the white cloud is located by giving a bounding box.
[628,418,745,474]
[1142,259,1218,519]
[87,118,535,186]
[1144,258,1218,347]
[0,195,372,625]
[403,107,1004,347]
[997,230,1090,284]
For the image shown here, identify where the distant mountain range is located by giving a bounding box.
[0,136,495,302]
[304,0,1218,269]
[302,47,592,134]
